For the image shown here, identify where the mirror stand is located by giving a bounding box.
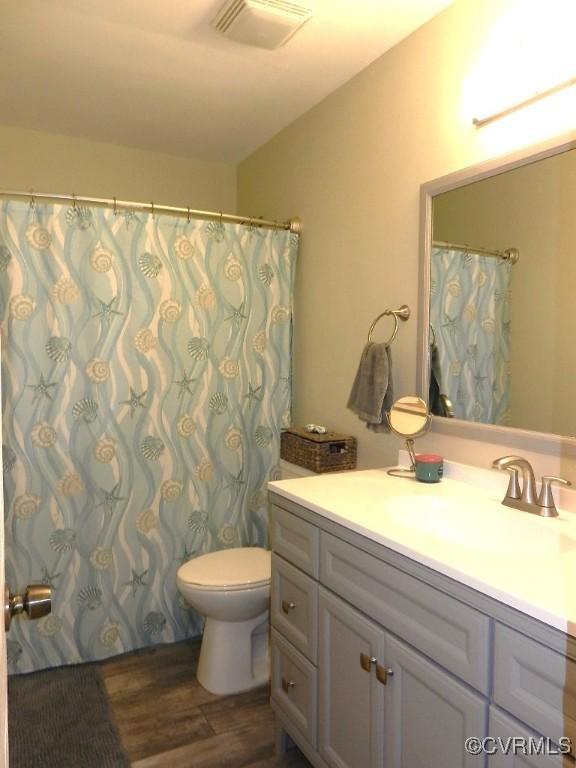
[387,438,417,477]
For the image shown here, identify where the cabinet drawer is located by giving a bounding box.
[271,505,319,578]
[271,628,318,748]
[320,531,490,693]
[494,624,576,754]
[271,553,318,663]
[489,706,574,767]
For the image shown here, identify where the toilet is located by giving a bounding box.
[177,547,272,694]
[176,461,314,695]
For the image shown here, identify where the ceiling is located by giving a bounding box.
[0,0,452,164]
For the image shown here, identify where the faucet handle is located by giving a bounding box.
[502,466,522,500]
[538,476,572,516]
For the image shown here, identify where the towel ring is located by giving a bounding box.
[367,305,410,345]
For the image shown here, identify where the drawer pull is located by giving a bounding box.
[282,600,296,614]
[281,677,296,693]
[360,653,377,672]
[376,664,394,685]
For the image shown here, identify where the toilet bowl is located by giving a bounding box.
[177,547,271,695]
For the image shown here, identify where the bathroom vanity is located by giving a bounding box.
[268,465,576,767]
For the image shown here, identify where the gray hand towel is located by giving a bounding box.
[428,343,444,416]
[347,342,394,433]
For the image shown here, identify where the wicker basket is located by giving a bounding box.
[280,428,357,474]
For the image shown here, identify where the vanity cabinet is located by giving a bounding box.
[270,495,576,768]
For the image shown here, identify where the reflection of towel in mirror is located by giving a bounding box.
[347,342,393,432]
[429,343,448,417]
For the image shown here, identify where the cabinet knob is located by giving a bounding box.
[376,664,394,685]
[282,600,296,614]
[281,677,296,693]
[360,653,377,672]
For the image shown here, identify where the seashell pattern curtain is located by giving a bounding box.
[430,246,511,424]
[0,200,297,673]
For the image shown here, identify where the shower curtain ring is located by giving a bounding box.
[151,202,155,219]
[113,196,118,216]
[29,191,35,211]
[187,207,191,223]
[72,193,77,210]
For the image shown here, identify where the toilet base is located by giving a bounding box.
[197,610,269,695]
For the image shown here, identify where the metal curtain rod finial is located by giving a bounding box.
[503,248,520,265]
[367,304,410,345]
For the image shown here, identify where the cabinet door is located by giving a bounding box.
[489,707,574,768]
[318,587,385,768]
[493,624,576,752]
[384,634,488,768]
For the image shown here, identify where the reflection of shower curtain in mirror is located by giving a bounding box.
[430,247,511,424]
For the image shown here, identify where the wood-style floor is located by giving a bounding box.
[101,638,312,767]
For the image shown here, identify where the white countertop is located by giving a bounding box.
[269,461,576,637]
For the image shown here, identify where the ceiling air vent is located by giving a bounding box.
[212,0,313,49]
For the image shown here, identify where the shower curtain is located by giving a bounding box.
[0,200,298,673]
[430,246,511,425]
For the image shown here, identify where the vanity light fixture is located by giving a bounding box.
[472,75,576,127]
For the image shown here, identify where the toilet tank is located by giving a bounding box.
[279,459,315,479]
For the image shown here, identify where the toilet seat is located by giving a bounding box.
[178,547,271,590]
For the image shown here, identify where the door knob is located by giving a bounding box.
[5,584,52,631]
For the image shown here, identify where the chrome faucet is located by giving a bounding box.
[491,455,571,517]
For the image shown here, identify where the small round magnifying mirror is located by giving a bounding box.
[386,395,431,478]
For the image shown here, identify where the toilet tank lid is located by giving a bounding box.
[177,547,271,588]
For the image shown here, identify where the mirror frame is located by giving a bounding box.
[417,130,576,457]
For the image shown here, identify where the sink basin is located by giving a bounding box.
[382,494,576,557]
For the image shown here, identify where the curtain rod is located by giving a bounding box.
[0,189,301,234]
[433,240,519,264]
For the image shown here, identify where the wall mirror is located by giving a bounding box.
[418,134,576,445]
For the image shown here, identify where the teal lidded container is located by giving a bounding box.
[415,453,443,483]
